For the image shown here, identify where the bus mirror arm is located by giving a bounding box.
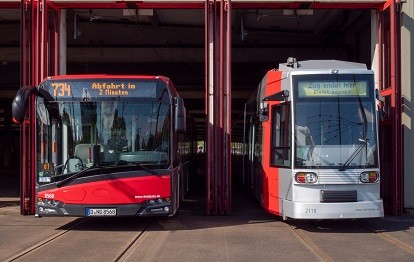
[12,86,56,124]
[12,86,38,124]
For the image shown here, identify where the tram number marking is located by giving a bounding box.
[305,208,317,214]
[52,83,71,97]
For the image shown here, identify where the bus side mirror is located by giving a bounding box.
[175,97,186,133]
[12,86,37,123]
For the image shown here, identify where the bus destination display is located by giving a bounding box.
[297,80,368,97]
[48,80,157,100]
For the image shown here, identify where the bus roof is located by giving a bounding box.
[45,74,170,82]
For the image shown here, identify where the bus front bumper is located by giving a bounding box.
[36,202,173,217]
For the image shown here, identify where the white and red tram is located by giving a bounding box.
[243,58,384,220]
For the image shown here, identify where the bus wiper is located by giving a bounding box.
[56,166,97,188]
[115,160,157,175]
[339,139,368,171]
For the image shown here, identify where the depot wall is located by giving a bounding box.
[402,1,414,210]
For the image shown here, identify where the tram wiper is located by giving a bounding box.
[339,138,368,171]
[339,82,369,172]
[115,160,157,175]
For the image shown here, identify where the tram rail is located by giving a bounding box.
[353,220,414,255]
[3,216,157,262]
[4,218,92,262]
[114,218,158,261]
[288,222,334,262]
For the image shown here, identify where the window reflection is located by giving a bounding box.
[37,99,171,176]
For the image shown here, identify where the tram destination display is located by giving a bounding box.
[297,80,368,97]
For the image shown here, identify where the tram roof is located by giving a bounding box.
[278,59,368,72]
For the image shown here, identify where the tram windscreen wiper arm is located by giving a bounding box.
[116,160,157,175]
[339,84,370,172]
[339,139,368,171]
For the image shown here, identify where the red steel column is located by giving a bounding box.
[390,0,402,215]
[20,0,59,214]
[205,0,217,215]
[220,0,231,215]
[205,0,231,215]
[20,0,37,215]
[378,0,403,215]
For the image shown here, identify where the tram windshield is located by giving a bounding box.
[293,74,378,169]
[36,98,171,181]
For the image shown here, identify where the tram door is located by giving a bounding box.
[378,4,402,215]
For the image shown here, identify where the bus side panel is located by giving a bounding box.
[261,70,284,215]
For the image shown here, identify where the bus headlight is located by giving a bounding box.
[37,197,60,207]
[147,197,171,206]
[295,172,318,183]
[360,171,379,183]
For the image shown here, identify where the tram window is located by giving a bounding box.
[271,104,291,167]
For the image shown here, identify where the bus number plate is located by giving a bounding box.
[86,208,117,216]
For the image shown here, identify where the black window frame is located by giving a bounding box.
[270,102,291,168]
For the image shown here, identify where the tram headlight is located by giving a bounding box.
[295,172,318,183]
[360,171,379,183]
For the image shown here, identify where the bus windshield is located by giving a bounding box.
[293,74,378,169]
[36,98,171,180]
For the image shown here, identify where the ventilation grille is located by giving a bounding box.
[320,190,357,203]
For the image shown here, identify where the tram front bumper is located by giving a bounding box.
[282,199,384,220]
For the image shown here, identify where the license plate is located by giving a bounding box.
[86,208,117,216]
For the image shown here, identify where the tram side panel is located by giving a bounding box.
[245,70,287,216]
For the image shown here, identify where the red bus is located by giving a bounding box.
[243,58,383,220]
[12,75,193,217]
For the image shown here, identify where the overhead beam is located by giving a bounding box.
[47,0,386,10]
[180,90,250,99]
